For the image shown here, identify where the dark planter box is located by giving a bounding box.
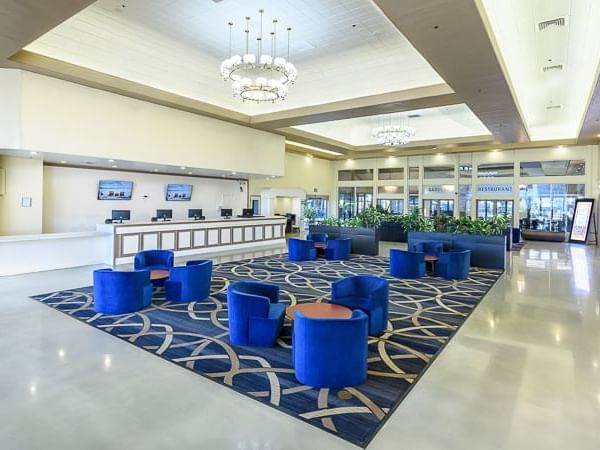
[379,221,407,242]
[408,231,506,270]
[309,225,379,256]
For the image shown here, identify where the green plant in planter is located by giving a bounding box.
[356,206,387,228]
[321,216,342,226]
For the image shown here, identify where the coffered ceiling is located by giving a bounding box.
[2,0,600,160]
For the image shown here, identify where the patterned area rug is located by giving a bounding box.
[31,255,502,448]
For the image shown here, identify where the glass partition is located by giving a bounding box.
[409,167,420,180]
[408,185,419,212]
[377,185,404,195]
[477,200,513,219]
[458,184,472,217]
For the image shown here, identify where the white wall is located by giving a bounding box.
[0,69,285,177]
[43,165,247,233]
[0,156,43,235]
[0,70,21,149]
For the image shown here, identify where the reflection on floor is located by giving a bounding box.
[1,241,599,449]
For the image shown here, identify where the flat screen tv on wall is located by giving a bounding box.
[97,180,133,200]
[166,184,193,201]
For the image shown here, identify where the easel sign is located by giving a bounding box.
[569,198,596,244]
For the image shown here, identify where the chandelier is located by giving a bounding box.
[220,9,298,103]
[372,113,416,146]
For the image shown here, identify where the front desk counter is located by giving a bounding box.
[97,216,287,266]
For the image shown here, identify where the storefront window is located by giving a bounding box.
[378,168,404,180]
[519,183,585,232]
[520,160,585,177]
[409,167,420,180]
[377,185,404,194]
[459,163,473,179]
[338,169,374,181]
[424,165,455,179]
[477,163,514,178]
[377,199,404,214]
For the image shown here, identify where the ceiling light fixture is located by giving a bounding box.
[29,151,38,155]
[60,160,67,164]
[220,10,297,103]
[108,159,114,163]
[372,113,416,146]
[284,140,343,156]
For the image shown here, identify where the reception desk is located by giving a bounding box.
[97,216,287,266]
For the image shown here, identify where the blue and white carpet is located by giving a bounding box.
[31,254,502,447]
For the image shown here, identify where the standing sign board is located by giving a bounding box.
[569,198,595,243]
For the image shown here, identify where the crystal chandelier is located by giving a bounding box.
[220,9,298,103]
[372,113,416,146]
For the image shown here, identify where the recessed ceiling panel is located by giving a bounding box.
[24,0,445,115]
[291,104,492,147]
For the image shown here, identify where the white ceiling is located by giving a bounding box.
[477,0,600,141]
[24,0,445,115]
[292,104,492,147]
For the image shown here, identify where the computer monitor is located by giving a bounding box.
[111,209,130,223]
[156,209,173,221]
[221,208,233,218]
[242,208,254,218]
[188,209,203,220]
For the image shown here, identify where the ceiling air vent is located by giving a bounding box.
[542,64,564,72]
[537,17,566,31]
[546,105,562,110]
[407,114,421,119]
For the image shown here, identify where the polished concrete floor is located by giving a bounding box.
[1,241,599,449]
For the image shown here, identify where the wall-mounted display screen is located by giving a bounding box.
[569,199,594,243]
[166,184,193,201]
[98,180,133,200]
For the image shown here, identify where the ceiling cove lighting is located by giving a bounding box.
[220,9,298,103]
[372,113,416,146]
[284,140,343,156]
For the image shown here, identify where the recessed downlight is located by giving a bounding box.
[231,171,237,175]
[111,165,118,168]
[108,159,114,163]
[187,172,192,175]
[180,166,186,170]
[60,160,67,164]
[29,151,38,155]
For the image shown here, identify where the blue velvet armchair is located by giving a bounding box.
[389,249,425,278]
[288,238,317,261]
[330,275,389,335]
[227,281,285,347]
[409,240,443,257]
[306,232,328,244]
[165,259,213,302]
[93,269,153,314]
[324,238,352,260]
[134,250,174,271]
[435,249,471,280]
[293,309,368,388]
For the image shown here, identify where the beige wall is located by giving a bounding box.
[0,69,285,177]
[0,156,43,235]
[249,152,334,200]
[43,165,248,233]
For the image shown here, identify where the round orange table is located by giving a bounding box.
[286,303,352,320]
[313,242,327,250]
[424,255,438,272]
[150,269,169,282]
